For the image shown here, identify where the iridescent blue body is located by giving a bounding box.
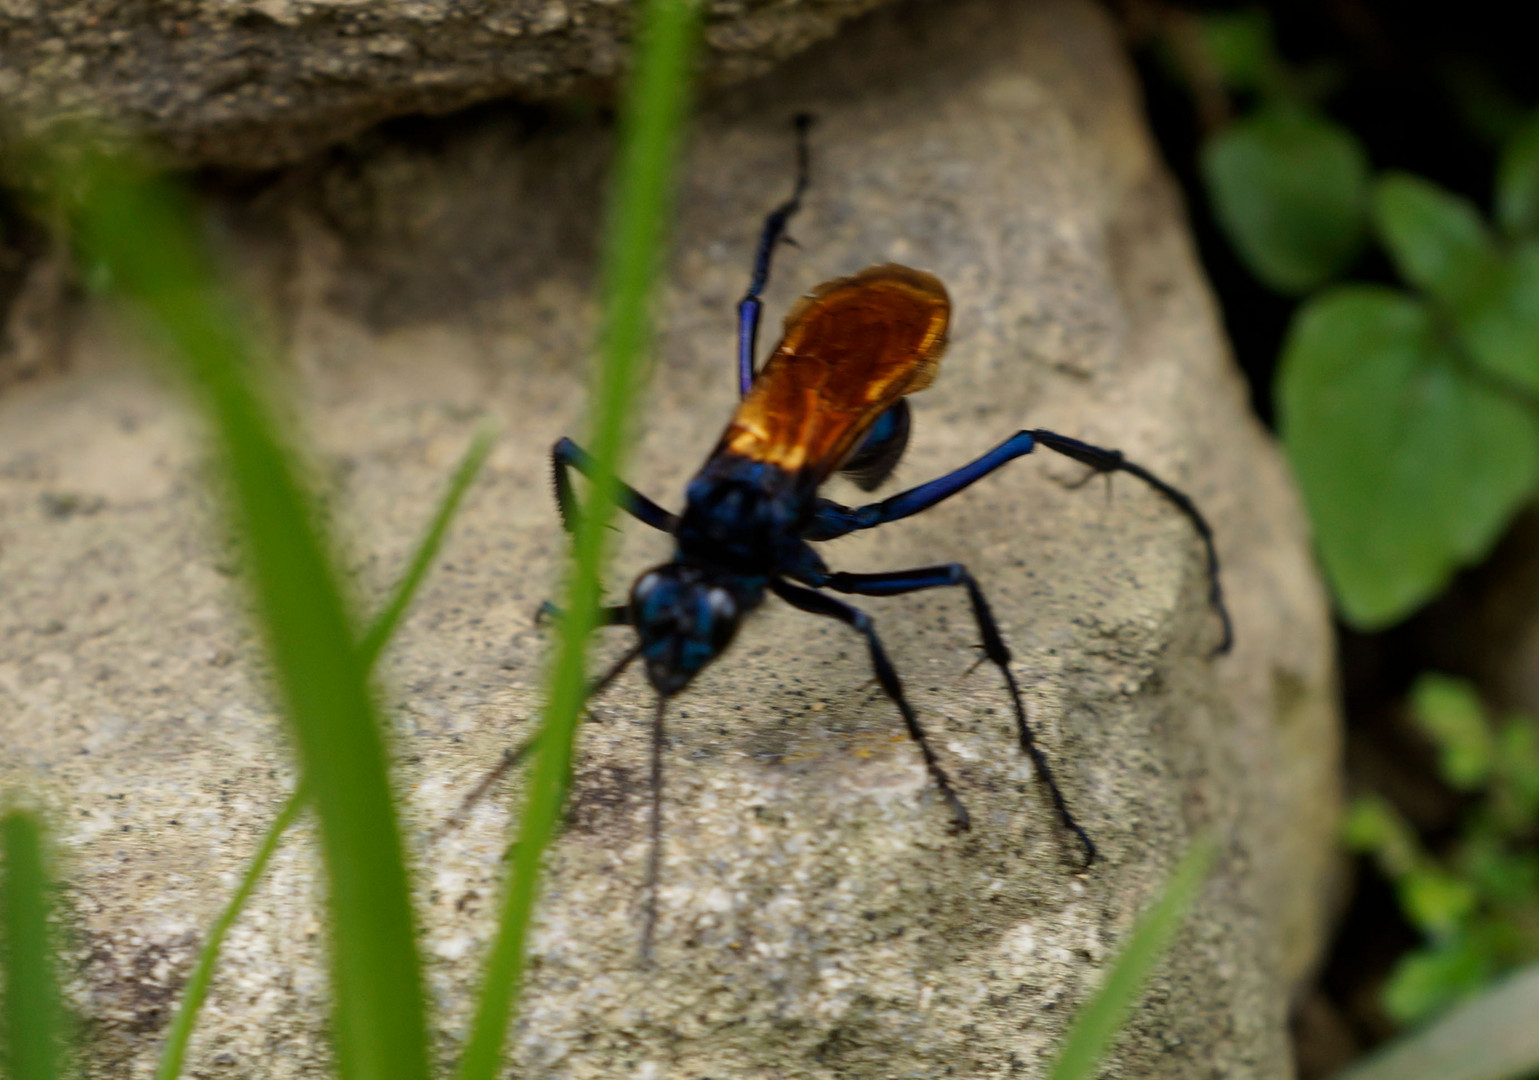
[543,117,1231,955]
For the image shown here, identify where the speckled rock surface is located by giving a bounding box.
[0,0,890,169]
[0,0,1339,1076]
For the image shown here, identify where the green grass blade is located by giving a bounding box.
[151,428,490,1077]
[1049,834,1219,1080]
[2,808,65,1080]
[153,786,306,1080]
[1330,961,1539,1080]
[360,423,497,669]
[32,145,430,1080]
[454,3,701,1078]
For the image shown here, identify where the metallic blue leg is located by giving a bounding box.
[814,562,1095,866]
[552,437,678,535]
[770,578,970,831]
[737,114,812,396]
[802,428,1232,654]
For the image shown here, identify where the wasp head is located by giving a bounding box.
[630,564,758,696]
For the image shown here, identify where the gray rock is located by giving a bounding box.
[0,0,891,169]
[0,0,1339,1076]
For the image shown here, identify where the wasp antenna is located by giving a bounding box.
[790,113,814,197]
[640,695,669,965]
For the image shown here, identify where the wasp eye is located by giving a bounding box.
[633,570,662,602]
[706,588,738,649]
[706,588,735,621]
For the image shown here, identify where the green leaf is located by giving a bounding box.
[1461,836,1539,910]
[1278,286,1539,627]
[1456,241,1539,394]
[1202,106,1369,294]
[1374,173,1500,313]
[1494,714,1539,824]
[1343,793,1422,878]
[1496,110,1539,237]
[1410,674,1494,790]
[1401,870,1479,938]
[1198,11,1279,93]
[1,809,65,1080]
[1383,936,1497,1025]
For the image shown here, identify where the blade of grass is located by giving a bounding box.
[360,422,497,669]
[2,808,64,1080]
[153,426,494,1079]
[30,144,429,1080]
[1330,961,1539,1080]
[1049,834,1219,1080]
[454,2,701,1077]
[153,786,305,1080]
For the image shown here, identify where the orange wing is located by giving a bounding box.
[721,264,950,481]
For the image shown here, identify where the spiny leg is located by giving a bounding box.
[551,436,678,535]
[1027,431,1230,654]
[802,428,1232,655]
[818,563,1095,866]
[737,113,813,396]
[770,579,970,831]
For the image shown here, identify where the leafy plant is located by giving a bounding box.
[1343,674,1539,1025]
[1181,10,1539,629]
[1195,11,1368,295]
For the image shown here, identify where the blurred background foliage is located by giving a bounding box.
[1121,1,1539,1074]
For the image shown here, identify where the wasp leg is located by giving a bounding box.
[429,736,539,845]
[737,114,813,396]
[534,601,633,627]
[433,642,642,845]
[551,436,678,535]
[802,429,1232,655]
[816,563,1095,867]
[770,579,970,832]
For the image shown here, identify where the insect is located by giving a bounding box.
[547,116,1231,956]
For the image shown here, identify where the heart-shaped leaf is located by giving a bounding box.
[1374,173,1499,313]
[1278,286,1539,627]
[1455,241,1539,393]
[1202,106,1369,294]
[1497,109,1539,238]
